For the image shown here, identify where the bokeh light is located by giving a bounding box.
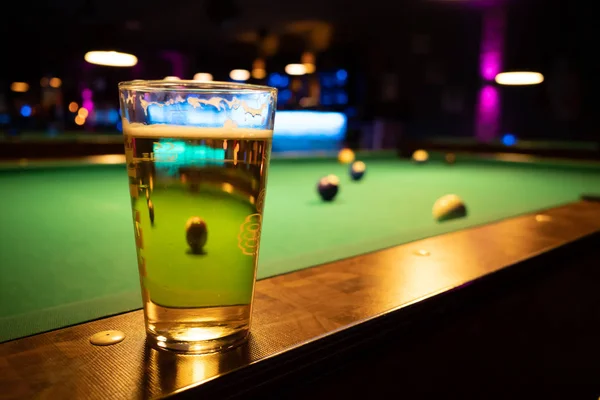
[495,71,544,85]
[229,69,250,81]
[285,64,306,76]
[77,107,89,118]
[20,105,32,117]
[10,82,29,93]
[84,51,138,67]
[252,69,266,79]
[49,77,62,88]
[502,133,517,146]
[193,73,213,82]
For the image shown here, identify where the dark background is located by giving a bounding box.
[1,0,597,144]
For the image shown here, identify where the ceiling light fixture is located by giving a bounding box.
[84,51,138,67]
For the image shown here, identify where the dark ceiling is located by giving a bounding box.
[1,0,594,80]
[4,0,504,51]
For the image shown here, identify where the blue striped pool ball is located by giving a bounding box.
[349,161,366,181]
[317,174,340,202]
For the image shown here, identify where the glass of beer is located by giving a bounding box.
[118,80,277,353]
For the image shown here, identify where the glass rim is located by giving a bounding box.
[118,79,277,94]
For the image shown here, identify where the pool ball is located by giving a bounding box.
[338,148,355,164]
[349,161,366,181]
[432,194,467,222]
[148,199,155,225]
[317,174,340,202]
[186,217,208,253]
[412,149,429,164]
[445,153,456,164]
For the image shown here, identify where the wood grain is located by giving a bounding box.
[1,201,599,400]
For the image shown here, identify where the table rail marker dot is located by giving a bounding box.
[90,330,126,346]
[535,214,552,222]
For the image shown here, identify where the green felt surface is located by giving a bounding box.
[1,154,599,342]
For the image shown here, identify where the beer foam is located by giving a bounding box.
[123,120,273,139]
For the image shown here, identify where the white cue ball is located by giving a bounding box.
[432,194,467,222]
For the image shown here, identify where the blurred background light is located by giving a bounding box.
[77,107,89,118]
[74,115,86,125]
[274,111,346,139]
[84,51,138,67]
[495,71,544,85]
[10,82,29,93]
[285,64,306,76]
[49,77,62,88]
[229,69,250,81]
[252,59,267,79]
[502,133,517,146]
[301,52,316,74]
[193,73,213,82]
[20,105,32,117]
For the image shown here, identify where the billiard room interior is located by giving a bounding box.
[2,0,600,399]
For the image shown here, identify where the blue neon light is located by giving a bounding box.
[278,90,292,104]
[336,92,348,105]
[20,105,32,117]
[108,109,119,123]
[502,133,516,146]
[268,73,289,88]
[321,75,336,88]
[92,109,120,125]
[321,94,333,106]
[273,111,346,140]
[336,69,348,82]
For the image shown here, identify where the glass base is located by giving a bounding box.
[144,302,252,353]
[147,327,249,353]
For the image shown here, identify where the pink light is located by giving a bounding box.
[81,88,94,112]
[475,85,500,142]
[479,8,505,81]
[481,51,501,81]
[475,7,505,141]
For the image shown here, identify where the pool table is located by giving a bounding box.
[1,152,600,399]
